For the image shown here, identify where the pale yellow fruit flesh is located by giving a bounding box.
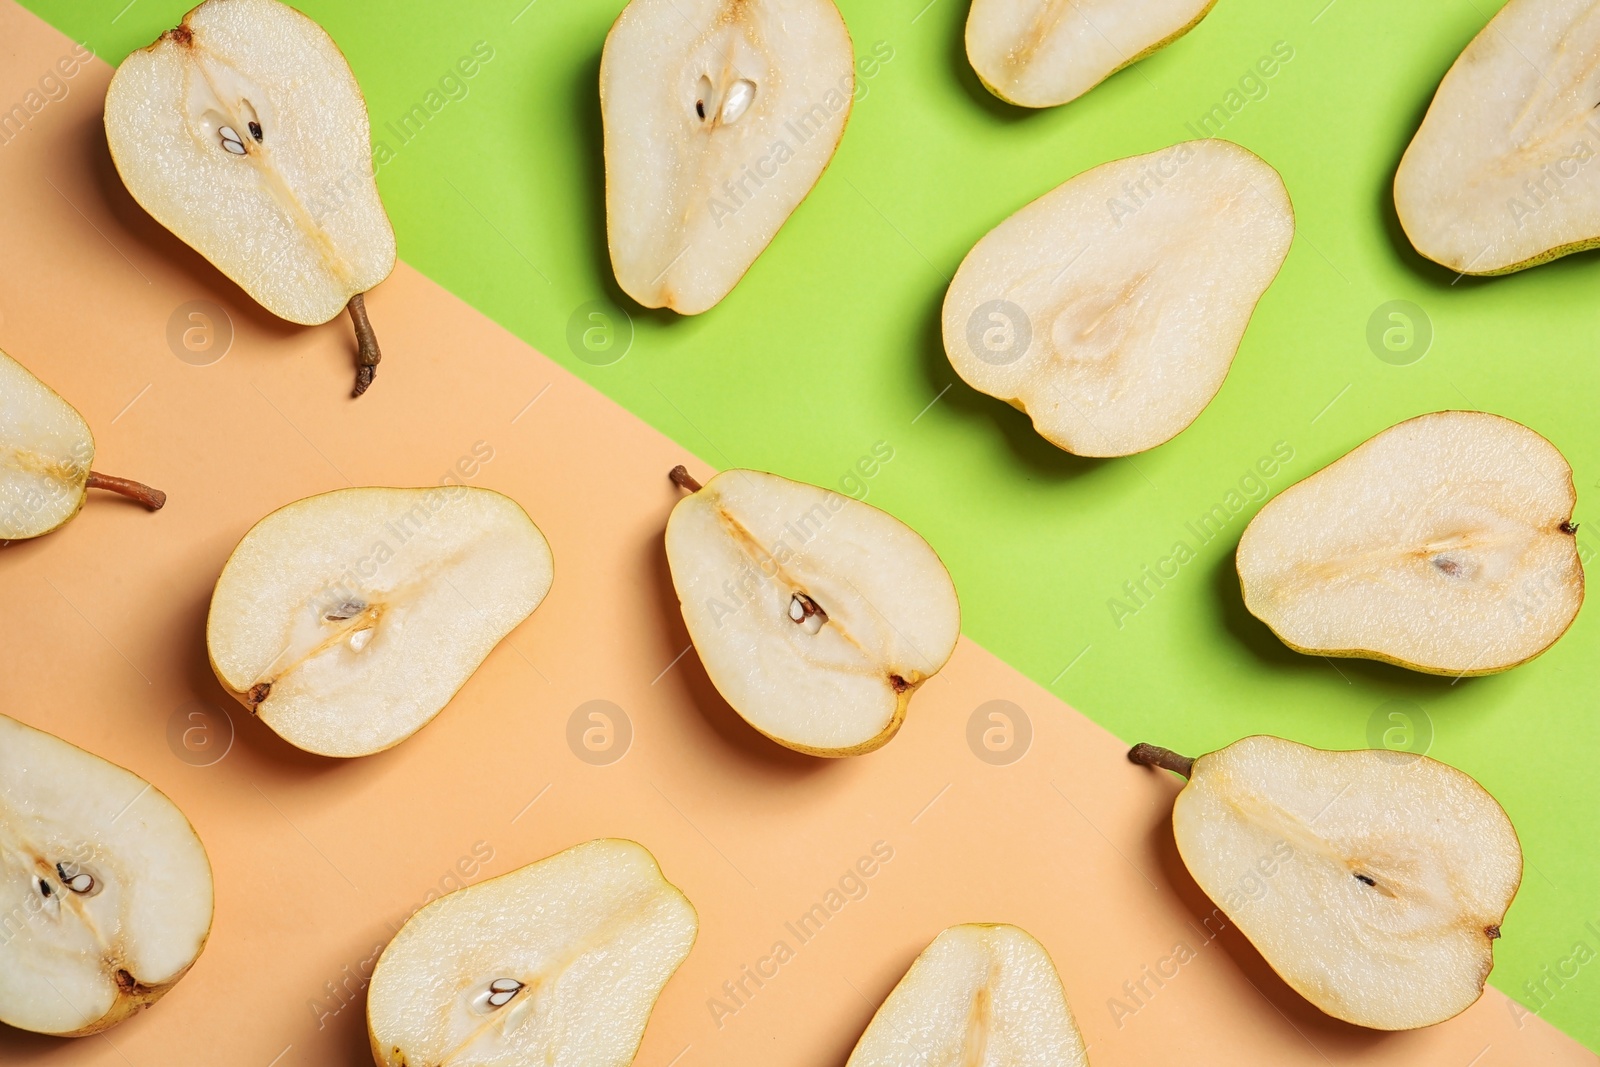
[1395,0,1600,275]
[847,923,1090,1066]
[1237,411,1582,675]
[1174,736,1521,1030]
[206,486,554,757]
[967,0,1216,108]
[0,714,214,1037]
[943,139,1293,457]
[366,839,696,1067]
[0,348,93,540]
[105,0,395,324]
[601,0,854,314]
[665,469,960,756]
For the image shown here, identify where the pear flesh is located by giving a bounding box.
[942,139,1293,457]
[0,348,165,540]
[0,714,214,1036]
[1237,411,1582,675]
[206,486,554,758]
[105,0,396,393]
[1133,736,1521,1030]
[847,923,1091,1066]
[665,467,960,756]
[601,0,854,314]
[1395,0,1600,274]
[967,0,1217,108]
[366,838,697,1067]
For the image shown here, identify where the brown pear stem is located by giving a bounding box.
[349,293,381,398]
[1129,743,1194,779]
[85,472,166,511]
[669,465,702,493]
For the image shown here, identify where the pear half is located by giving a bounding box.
[1130,737,1521,1030]
[1,347,166,540]
[967,0,1217,109]
[1394,0,1600,275]
[601,0,854,314]
[0,714,214,1036]
[847,924,1090,1066]
[367,838,696,1067]
[206,486,553,757]
[106,0,397,395]
[942,140,1293,457]
[1237,411,1582,675]
[664,466,960,756]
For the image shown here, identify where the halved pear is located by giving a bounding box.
[206,486,553,757]
[105,0,397,395]
[847,923,1090,1066]
[0,714,214,1036]
[664,466,960,756]
[967,0,1217,109]
[1394,0,1600,274]
[1,347,165,541]
[942,140,1293,457]
[367,838,696,1066]
[1237,411,1582,675]
[601,0,854,314]
[1130,736,1521,1030]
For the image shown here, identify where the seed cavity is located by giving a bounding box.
[788,593,827,634]
[720,79,756,124]
[695,75,713,122]
[218,125,247,155]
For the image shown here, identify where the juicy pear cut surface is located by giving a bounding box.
[1238,411,1582,675]
[943,140,1293,457]
[1171,736,1521,1030]
[0,348,93,540]
[0,715,213,1037]
[105,0,395,325]
[367,838,696,1067]
[967,0,1216,108]
[207,486,553,757]
[665,468,960,756]
[601,0,854,314]
[847,924,1090,1066]
[1394,0,1600,275]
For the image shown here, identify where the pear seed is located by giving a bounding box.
[218,125,247,155]
[486,978,524,1008]
[248,120,263,142]
[720,79,756,124]
[788,593,827,634]
[348,627,373,652]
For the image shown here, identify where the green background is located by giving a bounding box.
[27,0,1600,1048]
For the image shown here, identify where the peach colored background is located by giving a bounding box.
[0,6,1592,1064]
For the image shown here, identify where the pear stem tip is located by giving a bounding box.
[348,293,380,398]
[669,465,702,493]
[85,472,166,511]
[1129,743,1194,779]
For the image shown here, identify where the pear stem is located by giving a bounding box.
[85,472,166,511]
[1129,743,1194,779]
[669,465,702,493]
[349,293,381,398]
